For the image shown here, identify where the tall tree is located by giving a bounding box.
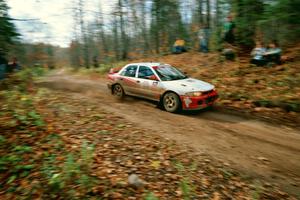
[233,0,264,50]
[127,0,149,55]
[151,0,161,53]
[151,0,187,53]
[112,14,120,60]
[197,0,203,25]
[0,0,19,58]
[206,0,210,27]
[261,0,300,45]
[118,0,129,60]
[70,40,81,68]
[96,1,109,58]
[140,0,150,55]
[79,0,90,68]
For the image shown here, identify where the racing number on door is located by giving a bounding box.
[137,66,160,99]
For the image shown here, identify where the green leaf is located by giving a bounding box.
[145,192,159,200]
[20,171,30,178]
[28,111,40,119]
[7,175,17,184]
[0,135,6,144]
[34,119,45,127]
[13,145,33,153]
[22,165,35,170]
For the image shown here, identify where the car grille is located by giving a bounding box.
[198,95,218,105]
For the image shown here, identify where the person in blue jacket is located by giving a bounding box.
[250,41,267,66]
[264,40,282,65]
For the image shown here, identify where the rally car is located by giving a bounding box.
[107,63,218,113]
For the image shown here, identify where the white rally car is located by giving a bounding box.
[107,63,218,113]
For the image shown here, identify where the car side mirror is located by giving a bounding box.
[148,75,159,81]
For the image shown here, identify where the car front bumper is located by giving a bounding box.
[180,90,218,110]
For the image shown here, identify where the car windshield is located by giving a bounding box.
[153,65,188,81]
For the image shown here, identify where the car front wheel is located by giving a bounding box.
[112,84,125,99]
[163,92,181,113]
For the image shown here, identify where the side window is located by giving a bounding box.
[138,66,155,79]
[121,65,138,77]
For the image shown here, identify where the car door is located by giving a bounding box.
[119,65,139,95]
[136,66,161,101]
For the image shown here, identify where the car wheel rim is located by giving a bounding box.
[114,85,122,97]
[164,95,176,109]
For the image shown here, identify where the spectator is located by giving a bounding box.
[0,55,7,80]
[7,57,21,73]
[264,40,282,65]
[250,41,267,66]
[223,15,235,45]
[12,57,21,71]
[172,38,186,54]
[198,25,210,53]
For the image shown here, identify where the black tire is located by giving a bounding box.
[163,92,181,113]
[112,84,125,99]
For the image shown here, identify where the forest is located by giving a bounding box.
[1,0,299,67]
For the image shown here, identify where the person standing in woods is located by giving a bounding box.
[221,14,237,60]
[223,15,235,45]
[198,24,210,53]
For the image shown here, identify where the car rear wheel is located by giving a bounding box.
[163,92,181,113]
[112,84,125,99]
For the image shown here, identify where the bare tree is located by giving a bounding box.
[112,14,120,60]
[118,0,129,60]
[198,0,204,25]
[97,0,109,57]
[79,0,90,68]
[206,0,211,27]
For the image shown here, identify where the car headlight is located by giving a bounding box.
[185,91,202,97]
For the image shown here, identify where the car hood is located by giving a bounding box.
[162,78,214,94]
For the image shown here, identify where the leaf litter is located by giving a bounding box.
[0,85,298,199]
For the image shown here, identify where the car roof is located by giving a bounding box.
[126,62,166,68]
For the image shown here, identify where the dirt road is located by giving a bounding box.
[37,72,300,196]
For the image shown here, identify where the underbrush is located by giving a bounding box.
[0,68,100,199]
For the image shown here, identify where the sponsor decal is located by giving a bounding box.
[123,78,137,86]
[184,97,192,108]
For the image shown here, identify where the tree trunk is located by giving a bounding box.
[78,0,90,68]
[97,1,109,57]
[113,15,120,60]
[206,0,210,28]
[118,0,128,60]
[141,1,150,55]
[198,0,203,25]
